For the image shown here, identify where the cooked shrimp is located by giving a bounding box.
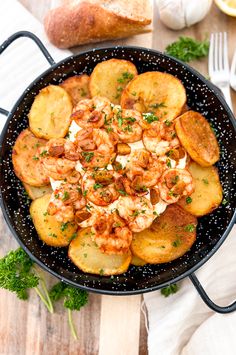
[76,128,116,168]
[42,156,77,180]
[47,183,86,222]
[71,96,112,128]
[91,212,132,254]
[158,168,194,204]
[83,171,120,206]
[143,120,180,156]
[126,149,163,188]
[109,106,143,143]
[117,196,154,232]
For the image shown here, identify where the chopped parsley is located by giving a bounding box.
[93,183,103,190]
[69,233,78,242]
[202,178,209,185]
[186,196,192,204]
[99,268,104,276]
[49,233,57,238]
[62,191,70,202]
[117,115,123,127]
[117,72,134,83]
[118,189,127,196]
[184,224,195,232]
[149,102,166,109]
[81,151,94,163]
[166,159,172,168]
[39,150,48,157]
[60,222,69,232]
[142,112,159,124]
[172,239,181,247]
[32,156,39,161]
[131,210,140,217]
[222,198,228,206]
[164,119,172,127]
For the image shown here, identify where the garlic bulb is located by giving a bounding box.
[157,0,212,30]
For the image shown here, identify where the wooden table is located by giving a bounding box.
[0,2,235,355]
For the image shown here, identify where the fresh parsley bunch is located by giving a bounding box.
[165,36,209,62]
[0,248,88,339]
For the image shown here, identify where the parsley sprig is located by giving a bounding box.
[165,36,209,62]
[49,282,88,339]
[161,283,180,297]
[0,248,88,339]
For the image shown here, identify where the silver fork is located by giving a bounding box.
[209,32,233,111]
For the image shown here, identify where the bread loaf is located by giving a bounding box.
[44,0,152,49]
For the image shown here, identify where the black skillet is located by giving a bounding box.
[0,31,236,313]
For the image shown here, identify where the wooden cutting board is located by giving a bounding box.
[0,1,235,355]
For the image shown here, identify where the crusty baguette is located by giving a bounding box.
[44,0,152,48]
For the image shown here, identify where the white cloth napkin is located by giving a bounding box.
[144,225,236,355]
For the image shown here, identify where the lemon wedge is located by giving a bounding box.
[215,0,236,16]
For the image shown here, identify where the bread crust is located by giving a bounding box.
[44,1,151,48]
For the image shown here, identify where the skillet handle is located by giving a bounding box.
[189,273,236,313]
[0,30,55,117]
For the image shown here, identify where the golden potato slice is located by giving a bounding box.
[120,71,186,120]
[30,194,77,247]
[131,205,197,264]
[23,183,52,200]
[12,129,49,186]
[89,59,138,104]
[69,227,131,275]
[175,111,220,167]
[131,254,147,267]
[178,161,223,216]
[60,74,90,106]
[29,85,73,139]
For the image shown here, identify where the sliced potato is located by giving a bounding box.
[12,129,49,186]
[131,205,197,264]
[90,59,138,104]
[131,254,147,267]
[120,71,186,120]
[30,194,77,247]
[175,111,220,167]
[60,74,90,106]
[69,227,131,275]
[29,85,73,139]
[23,183,52,200]
[178,161,223,216]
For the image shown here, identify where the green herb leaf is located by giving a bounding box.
[81,151,94,163]
[165,36,209,62]
[184,224,196,232]
[202,178,209,185]
[161,283,180,297]
[186,196,192,204]
[60,222,69,232]
[93,183,103,190]
[142,112,159,124]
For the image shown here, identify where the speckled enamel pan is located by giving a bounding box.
[0,31,236,312]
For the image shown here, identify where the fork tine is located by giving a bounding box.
[218,32,223,71]
[214,33,218,72]
[223,32,229,72]
[209,33,214,77]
